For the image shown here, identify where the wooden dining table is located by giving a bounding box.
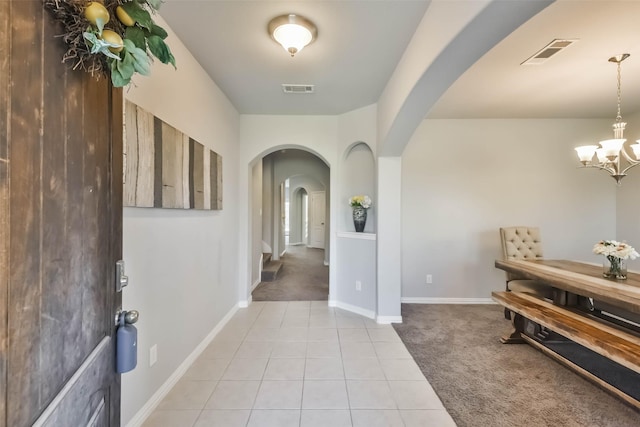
[493,258,640,409]
[494,258,640,315]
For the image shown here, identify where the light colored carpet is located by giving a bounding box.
[252,245,329,301]
[392,304,640,427]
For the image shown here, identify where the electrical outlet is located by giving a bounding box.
[150,344,158,367]
[355,280,362,291]
[426,274,433,284]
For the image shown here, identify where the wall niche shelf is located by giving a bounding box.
[337,231,376,240]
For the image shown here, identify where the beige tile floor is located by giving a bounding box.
[142,301,456,427]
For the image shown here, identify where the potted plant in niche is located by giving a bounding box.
[349,195,371,232]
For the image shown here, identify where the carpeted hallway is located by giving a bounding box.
[393,304,640,427]
[252,245,329,301]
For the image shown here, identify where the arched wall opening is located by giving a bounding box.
[288,186,309,246]
[247,146,331,299]
[341,141,376,233]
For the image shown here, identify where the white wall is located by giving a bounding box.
[616,110,640,262]
[402,118,616,300]
[336,234,377,318]
[342,143,376,233]
[238,110,381,314]
[251,161,263,287]
[337,105,378,232]
[121,15,240,425]
[262,157,274,253]
[334,105,380,316]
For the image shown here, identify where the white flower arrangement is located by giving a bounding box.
[349,195,372,209]
[593,240,639,260]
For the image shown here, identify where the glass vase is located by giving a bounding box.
[603,256,627,280]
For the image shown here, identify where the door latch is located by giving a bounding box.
[116,260,128,292]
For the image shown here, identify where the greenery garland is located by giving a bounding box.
[43,0,176,87]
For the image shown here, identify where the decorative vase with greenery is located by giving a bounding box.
[349,195,371,232]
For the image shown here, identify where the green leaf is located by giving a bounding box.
[125,26,146,50]
[121,1,154,29]
[147,35,176,68]
[149,24,168,40]
[110,58,130,87]
[117,51,136,80]
[124,39,151,75]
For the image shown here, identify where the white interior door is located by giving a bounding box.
[309,191,325,249]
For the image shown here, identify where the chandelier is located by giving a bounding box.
[574,54,640,184]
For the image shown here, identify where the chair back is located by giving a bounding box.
[500,226,543,281]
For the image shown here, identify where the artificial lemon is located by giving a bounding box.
[116,6,136,27]
[101,29,124,53]
[84,2,110,27]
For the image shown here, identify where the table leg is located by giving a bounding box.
[500,310,525,344]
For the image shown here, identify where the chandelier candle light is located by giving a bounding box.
[349,195,371,233]
[593,240,639,280]
[574,54,640,184]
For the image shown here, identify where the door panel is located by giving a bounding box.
[2,2,123,426]
[309,191,325,249]
[0,1,10,425]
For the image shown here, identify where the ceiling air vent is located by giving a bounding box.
[521,39,578,65]
[282,84,315,94]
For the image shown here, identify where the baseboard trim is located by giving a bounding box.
[251,278,261,291]
[377,315,403,324]
[328,299,337,307]
[333,301,375,319]
[125,303,239,427]
[401,297,496,304]
[238,294,253,308]
[323,260,329,266]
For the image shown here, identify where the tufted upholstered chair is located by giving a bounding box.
[499,227,553,299]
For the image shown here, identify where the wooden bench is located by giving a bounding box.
[492,290,640,408]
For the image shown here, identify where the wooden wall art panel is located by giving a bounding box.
[123,100,222,210]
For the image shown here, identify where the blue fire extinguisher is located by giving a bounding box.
[116,310,139,373]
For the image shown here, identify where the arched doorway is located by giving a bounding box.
[249,148,331,301]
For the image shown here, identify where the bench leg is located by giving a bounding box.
[500,311,525,344]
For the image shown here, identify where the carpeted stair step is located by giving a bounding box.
[261,260,283,282]
[262,253,272,267]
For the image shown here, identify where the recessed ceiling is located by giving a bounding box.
[428,1,640,119]
[160,0,431,115]
[160,1,640,121]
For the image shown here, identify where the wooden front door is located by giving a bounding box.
[0,2,123,426]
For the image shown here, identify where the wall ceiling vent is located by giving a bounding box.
[282,84,315,94]
[521,39,578,65]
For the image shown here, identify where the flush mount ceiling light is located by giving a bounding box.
[268,14,317,57]
[574,54,640,184]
